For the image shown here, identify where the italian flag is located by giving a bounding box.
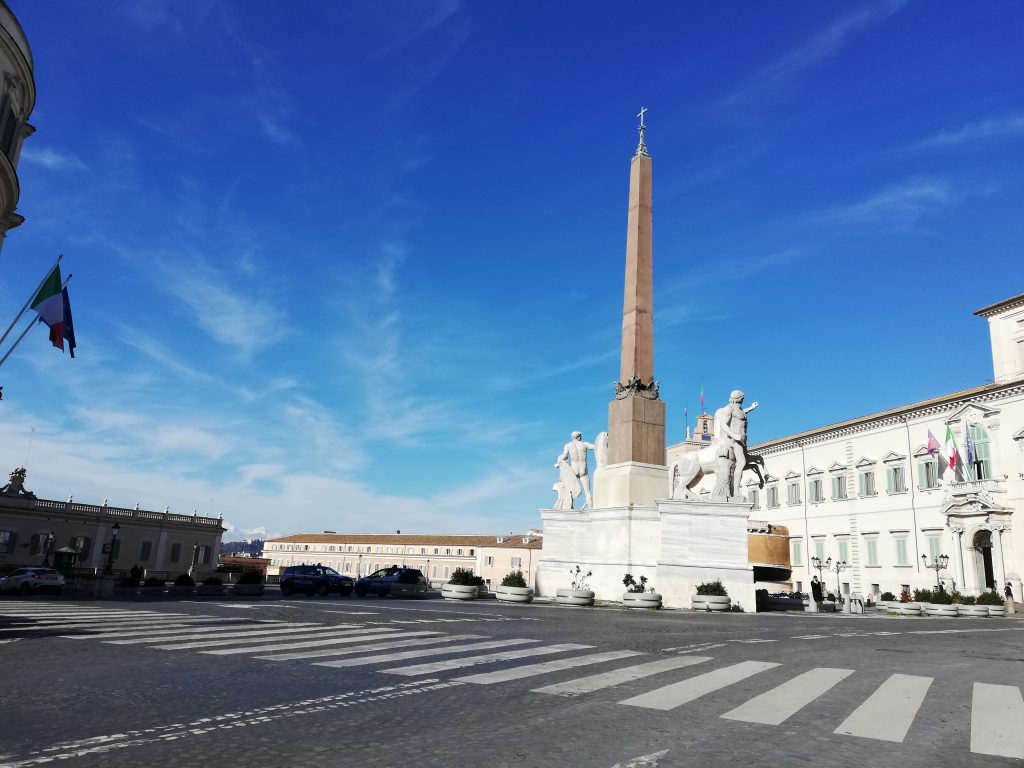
[944,425,957,470]
[30,265,65,350]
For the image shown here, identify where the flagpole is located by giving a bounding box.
[0,273,72,370]
[0,255,62,350]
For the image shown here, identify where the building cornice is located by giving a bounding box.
[975,293,1024,318]
[751,381,1024,456]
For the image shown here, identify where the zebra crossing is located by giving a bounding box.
[3,604,1022,760]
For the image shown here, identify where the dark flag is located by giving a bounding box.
[61,286,76,358]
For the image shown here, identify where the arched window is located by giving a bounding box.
[969,424,992,480]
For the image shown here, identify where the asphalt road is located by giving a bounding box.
[3,594,1023,768]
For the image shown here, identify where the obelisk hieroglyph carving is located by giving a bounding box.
[606,108,666,467]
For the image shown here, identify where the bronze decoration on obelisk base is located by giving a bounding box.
[595,108,668,508]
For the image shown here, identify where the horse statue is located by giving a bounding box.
[670,446,766,502]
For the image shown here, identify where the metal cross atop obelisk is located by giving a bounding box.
[635,106,649,157]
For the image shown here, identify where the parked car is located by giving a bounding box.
[354,566,428,598]
[279,565,354,597]
[0,567,65,596]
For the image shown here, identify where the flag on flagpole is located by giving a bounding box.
[30,265,65,350]
[62,286,76,358]
[965,426,974,470]
[944,425,958,471]
[926,430,940,456]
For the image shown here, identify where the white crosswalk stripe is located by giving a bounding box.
[151,626,403,651]
[532,655,712,697]
[619,660,780,711]
[380,642,583,676]
[834,673,932,742]
[455,649,644,685]
[721,667,854,725]
[6,617,246,633]
[316,639,545,669]
[62,620,276,640]
[971,683,1024,759]
[104,622,326,644]
[256,634,489,661]
[201,629,446,656]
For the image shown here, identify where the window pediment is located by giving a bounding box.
[828,462,847,473]
[1013,427,1024,442]
[806,466,824,476]
[946,402,999,425]
[855,457,876,469]
[881,451,906,464]
[912,444,937,460]
[763,473,778,483]
[784,470,801,480]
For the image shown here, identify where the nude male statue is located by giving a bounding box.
[555,431,596,509]
[713,390,759,498]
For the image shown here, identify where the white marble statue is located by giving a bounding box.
[670,390,765,502]
[555,431,596,509]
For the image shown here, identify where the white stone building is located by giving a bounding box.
[669,293,1024,601]
[264,531,542,589]
[0,0,34,250]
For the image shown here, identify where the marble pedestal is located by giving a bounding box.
[593,461,669,509]
[536,498,756,611]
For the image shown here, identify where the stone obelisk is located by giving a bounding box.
[596,108,667,507]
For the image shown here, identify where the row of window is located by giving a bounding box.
[0,531,210,565]
[268,543,476,557]
[792,532,944,569]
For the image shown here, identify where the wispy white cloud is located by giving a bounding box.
[722,0,908,110]
[20,146,88,171]
[914,114,1024,149]
[805,179,955,229]
[157,258,288,358]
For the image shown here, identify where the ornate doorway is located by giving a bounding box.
[972,529,996,591]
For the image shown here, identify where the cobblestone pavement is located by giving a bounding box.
[2,595,1023,768]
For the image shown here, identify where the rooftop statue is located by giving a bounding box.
[1,466,36,499]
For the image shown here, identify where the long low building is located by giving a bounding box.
[669,292,1024,602]
[264,531,542,589]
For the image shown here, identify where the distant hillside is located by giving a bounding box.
[219,539,264,557]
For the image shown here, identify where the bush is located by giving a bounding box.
[913,588,934,603]
[202,576,223,586]
[173,574,195,587]
[569,565,592,591]
[898,589,912,603]
[623,573,652,594]
[143,577,165,588]
[977,590,1004,606]
[448,568,484,587]
[236,571,263,585]
[959,594,977,605]
[696,580,728,597]
[930,590,954,605]
[501,570,528,588]
[880,591,896,601]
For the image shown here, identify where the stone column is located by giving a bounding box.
[950,526,965,592]
[992,526,1007,587]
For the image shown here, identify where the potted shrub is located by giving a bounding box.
[692,580,731,612]
[977,589,1006,617]
[876,590,897,612]
[923,589,957,617]
[895,588,921,615]
[495,570,533,603]
[198,576,226,596]
[231,570,265,596]
[956,593,986,617]
[622,573,661,610]
[169,573,196,596]
[441,568,483,601]
[557,566,595,606]
[140,576,165,597]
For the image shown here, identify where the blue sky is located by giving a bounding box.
[0,1,1021,539]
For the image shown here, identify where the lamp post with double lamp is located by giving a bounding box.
[188,541,199,577]
[922,554,950,592]
[809,555,827,586]
[826,557,848,599]
[103,523,120,575]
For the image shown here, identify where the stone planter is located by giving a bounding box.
[230,583,264,596]
[197,584,227,596]
[622,592,662,610]
[876,600,897,613]
[691,595,731,612]
[139,586,165,598]
[924,604,958,617]
[112,587,139,599]
[168,585,196,597]
[441,583,478,601]
[895,603,922,616]
[957,604,988,617]
[556,588,595,607]
[495,585,533,603]
[987,604,1007,617]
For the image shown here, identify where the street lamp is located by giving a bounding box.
[922,554,950,592]
[103,523,120,575]
[810,555,827,584]
[188,541,199,577]
[827,558,848,599]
